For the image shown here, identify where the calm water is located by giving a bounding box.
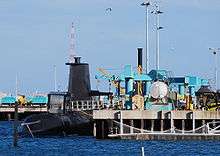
[0,121,220,156]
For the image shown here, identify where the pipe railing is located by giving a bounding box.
[69,100,105,111]
[68,99,127,111]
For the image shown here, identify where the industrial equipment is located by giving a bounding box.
[196,86,220,111]
[96,68,125,95]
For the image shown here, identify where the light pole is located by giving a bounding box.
[141,1,150,74]
[54,65,57,91]
[209,47,220,91]
[153,5,163,70]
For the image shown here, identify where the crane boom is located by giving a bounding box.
[97,68,125,95]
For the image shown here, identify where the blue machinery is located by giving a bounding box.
[97,48,209,111]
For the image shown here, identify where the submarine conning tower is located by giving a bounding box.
[65,56,91,100]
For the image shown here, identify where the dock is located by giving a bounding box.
[0,106,47,120]
[93,110,220,140]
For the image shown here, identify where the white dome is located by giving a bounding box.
[150,81,168,99]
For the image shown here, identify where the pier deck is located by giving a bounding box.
[93,110,220,140]
[0,106,47,120]
[0,106,47,113]
[93,110,220,120]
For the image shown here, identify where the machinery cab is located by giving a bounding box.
[47,92,70,114]
[196,87,220,110]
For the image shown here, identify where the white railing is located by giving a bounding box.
[111,120,220,135]
[68,100,104,111]
[67,99,126,111]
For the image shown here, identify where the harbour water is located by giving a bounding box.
[0,121,220,156]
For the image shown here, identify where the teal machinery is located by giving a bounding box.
[168,76,209,109]
[119,48,175,111]
[97,48,209,111]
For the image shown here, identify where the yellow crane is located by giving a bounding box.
[97,68,125,95]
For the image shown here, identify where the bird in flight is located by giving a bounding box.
[106,8,112,12]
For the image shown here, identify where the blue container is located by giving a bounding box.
[27,96,48,105]
[1,96,16,104]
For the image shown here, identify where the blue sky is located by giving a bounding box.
[0,0,220,95]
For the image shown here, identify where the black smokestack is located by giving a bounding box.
[137,48,143,72]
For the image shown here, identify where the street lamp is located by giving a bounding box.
[152,5,163,70]
[141,1,150,74]
[209,47,220,91]
[54,65,57,91]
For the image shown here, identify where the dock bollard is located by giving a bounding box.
[141,147,145,156]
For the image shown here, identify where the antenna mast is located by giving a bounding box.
[15,74,18,99]
[54,65,57,91]
[209,47,220,91]
[154,4,163,70]
[69,22,77,63]
[141,0,151,74]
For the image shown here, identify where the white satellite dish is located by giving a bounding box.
[150,81,168,99]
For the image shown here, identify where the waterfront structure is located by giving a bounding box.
[93,110,220,140]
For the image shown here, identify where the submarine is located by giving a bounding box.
[21,56,112,137]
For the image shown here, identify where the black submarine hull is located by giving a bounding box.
[21,111,93,137]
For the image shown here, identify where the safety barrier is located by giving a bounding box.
[69,100,105,111]
[111,120,220,135]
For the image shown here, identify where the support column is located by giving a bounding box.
[107,120,113,135]
[202,120,205,134]
[171,111,174,133]
[192,112,195,133]
[125,78,133,110]
[207,122,210,134]
[182,119,185,134]
[76,101,79,110]
[7,113,11,121]
[160,119,163,132]
[141,119,144,133]
[13,102,18,147]
[86,101,89,110]
[151,120,154,132]
[120,111,123,134]
[117,81,121,97]
[130,120,134,134]
[213,120,216,128]
[101,120,105,139]
[93,121,96,137]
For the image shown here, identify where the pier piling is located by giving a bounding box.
[130,120,134,133]
[141,119,144,133]
[13,102,18,147]
[182,119,185,134]
[151,120,154,132]
[120,111,123,134]
[160,119,163,132]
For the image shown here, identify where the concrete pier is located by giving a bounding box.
[93,110,220,140]
[0,106,47,113]
[108,133,220,140]
[0,106,47,120]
